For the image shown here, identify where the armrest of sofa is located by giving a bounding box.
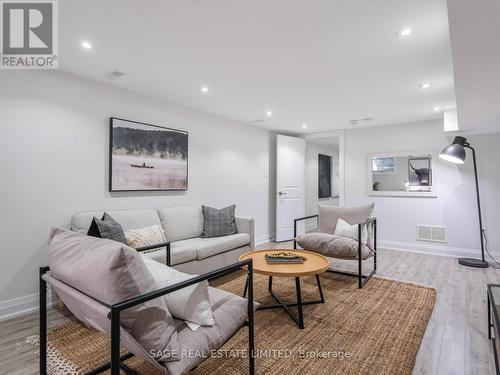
[135,242,171,266]
[235,217,255,250]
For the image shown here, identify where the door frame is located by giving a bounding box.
[301,130,345,206]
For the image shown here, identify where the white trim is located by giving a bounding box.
[378,239,500,259]
[0,289,57,321]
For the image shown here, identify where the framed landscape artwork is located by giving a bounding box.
[109,117,188,191]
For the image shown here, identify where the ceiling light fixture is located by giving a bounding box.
[266,110,273,117]
[432,106,440,111]
[419,82,431,89]
[200,86,209,93]
[81,40,92,50]
[396,28,413,37]
[302,124,308,129]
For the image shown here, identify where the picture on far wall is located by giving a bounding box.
[318,154,332,199]
[109,117,188,191]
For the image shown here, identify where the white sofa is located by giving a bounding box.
[71,204,255,275]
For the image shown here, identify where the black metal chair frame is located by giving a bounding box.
[39,259,255,375]
[293,215,377,289]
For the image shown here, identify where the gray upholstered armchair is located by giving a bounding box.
[294,203,377,288]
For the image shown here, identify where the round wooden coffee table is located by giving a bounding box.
[239,249,329,329]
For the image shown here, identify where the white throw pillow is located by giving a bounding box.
[142,256,214,327]
[334,218,368,245]
[125,225,166,251]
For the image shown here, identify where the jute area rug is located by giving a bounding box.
[30,273,436,375]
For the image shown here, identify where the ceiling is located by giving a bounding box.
[59,0,456,133]
[447,0,500,134]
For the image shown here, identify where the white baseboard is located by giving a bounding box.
[255,233,275,246]
[0,288,57,322]
[378,239,500,259]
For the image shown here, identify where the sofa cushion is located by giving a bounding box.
[296,232,373,260]
[165,287,249,374]
[72,209,161,234]
[318,203,375,234]
[201,205,237,238]
[142,256,214,327]
[125,224,167,251]
[47,227,179,362]
[195,233,251,260]
[87,213,126,243]
[158,205,204,242]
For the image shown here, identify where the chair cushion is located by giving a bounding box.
[195,233,251,260]
[142,256,214,327]
[296,232,373,260]
[158,205,204,242]
[47,227,179,362]
[318,203,375,234]
[201,205,237,238]
[165,287,249,374]
[72,209,161,234]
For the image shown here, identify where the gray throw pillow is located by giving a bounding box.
[48,228,179,362]
[87,212,126,243]
[201,205,237,238]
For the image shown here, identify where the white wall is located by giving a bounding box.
[305,142,339,216]
[0,71,275,315]
[344,119,500,257]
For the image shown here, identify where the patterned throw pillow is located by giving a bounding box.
[125,225,167,252]
[87,212,126,243]
[201,205,237,238]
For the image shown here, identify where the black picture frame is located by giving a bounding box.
[109,117,188,192]
[318,154,332,199]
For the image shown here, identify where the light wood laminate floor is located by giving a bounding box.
[1,245,498,375]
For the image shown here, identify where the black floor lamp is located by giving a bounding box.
[439,136,489,268]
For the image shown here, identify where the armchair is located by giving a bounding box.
[39,259,255,375]
[293,205,377,289]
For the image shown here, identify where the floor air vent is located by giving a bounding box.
[416,225,446,243]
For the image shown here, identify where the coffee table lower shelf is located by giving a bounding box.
[243,274,325,329]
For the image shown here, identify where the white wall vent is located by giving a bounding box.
[416,225,446,243]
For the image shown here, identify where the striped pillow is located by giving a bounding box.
[125,225,167,252]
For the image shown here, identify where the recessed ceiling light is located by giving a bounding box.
[266,110,273,117]
[200,86,209,93]
[419,82,431,89]
[302,124,308,129]
[81,40,92,50]
[396,28,413,37]
[432,106,440,111]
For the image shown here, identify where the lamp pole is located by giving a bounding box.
[459,143,488,268]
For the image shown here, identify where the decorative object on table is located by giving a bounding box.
[318,154,332,199]
[265,251,306,264]
[201,204,237,238]
[408,156,432,186]
[294,203,377,288]
[87,212,126,243]
[109,117,188,192]
[439,136,489,268]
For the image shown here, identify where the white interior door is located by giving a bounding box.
[276,135,305,242]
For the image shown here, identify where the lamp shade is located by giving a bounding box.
[439,136,467,164]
